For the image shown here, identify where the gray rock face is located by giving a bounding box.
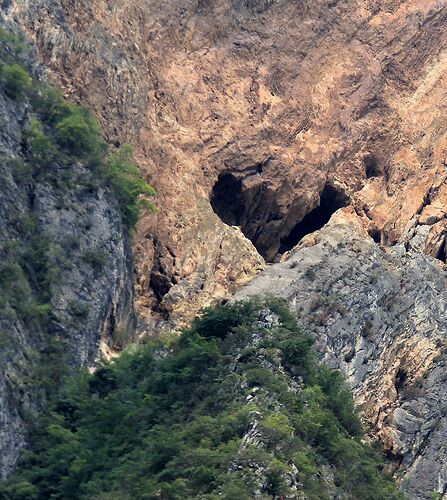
[235,219,447,499]
[0,21,135,477]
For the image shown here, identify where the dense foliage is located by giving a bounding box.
[0,299,403,499]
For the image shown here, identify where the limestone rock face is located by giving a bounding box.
[235,216,447,499]
[6,0,447,330]
[3,0,447,495]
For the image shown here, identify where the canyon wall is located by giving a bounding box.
[2,0,447,496]
[5,0,447,332]
[0,18,135,477]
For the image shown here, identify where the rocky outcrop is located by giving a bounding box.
[235,212,447,499]
[0,20,135,477]
[3,0,447,493]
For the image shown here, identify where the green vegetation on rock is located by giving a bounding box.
[0,62,31,100]
[0,24,154,359]
[0,26,155,231]
[0,25,153,417]
[0,299,403,499]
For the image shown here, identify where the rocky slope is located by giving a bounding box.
[236,213,447,499]
[0,300,403,499]
[0,21,136,477]
[2,0,447,496]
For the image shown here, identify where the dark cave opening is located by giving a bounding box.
[278,184,349,254]
[395,368,407,391]
[435,238,447,263]
[210,172,246,227]
[364,155,380,179]
[369,228,382,244]
[211,173,349,261]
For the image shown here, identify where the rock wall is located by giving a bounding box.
[6,0,447,332]
[0,19,135,477]
[3,0,447,494]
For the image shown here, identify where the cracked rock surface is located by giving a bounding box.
[2,0,447,494]
[236,213,447,499]
[5,0,447,329]
[0,19,135,478]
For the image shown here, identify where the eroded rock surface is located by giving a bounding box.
[3,0,447,494]
[0,20,135,477]
[4,0,447,330]
[235,214,447,499]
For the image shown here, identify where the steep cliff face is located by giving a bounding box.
[3,0,447,496]
[5,0,447,331]
[0,21,136,477]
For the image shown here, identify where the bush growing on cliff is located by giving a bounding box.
[0,299,403,499]
[33,87,78,125]
[102,145,156,228]
[0,28,155,230]
[23,118,57,171]
[54,106,104,157]
[0,63,31,100]
[82,248,108,276]
[0,27,26,60]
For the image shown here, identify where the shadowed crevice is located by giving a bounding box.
[211,174,349,261]
[278,184,349,254]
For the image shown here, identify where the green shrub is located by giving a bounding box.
[0,262,31,309]
[54,107,104,157]
[0,63,31,100]
[19,235,60,303]
[0,260,49,326]
[190,299,257,339]
[23,118,56,171]
[67,300,89,320]
[82,248,107,275]
[102,145,156,228]
[0,28,26,61]
[9,157,33,184]
[13,214,37,236]
[32,86,75,125]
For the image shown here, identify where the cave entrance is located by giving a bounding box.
[278,184,349,254]
[435,236,447,263]
[364,154,381,179]
[210,172,246,227]
[211,173,349,261]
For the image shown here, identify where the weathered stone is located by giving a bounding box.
[235,216,447,499]
[0,19,135,477]
[5,0,447,329]
[2,1,447,495]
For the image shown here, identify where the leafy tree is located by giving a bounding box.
[0,63,31,99]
